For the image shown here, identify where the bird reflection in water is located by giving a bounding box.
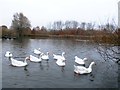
[24,66,28,71]
[24,66,30,76]
[46,61,49,70]
[61,66,65,72]
[39,62,43,70]
[39,61,49,70]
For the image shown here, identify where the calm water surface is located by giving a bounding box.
[2,38,118,88]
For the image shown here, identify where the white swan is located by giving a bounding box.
[41,52,49,60]
[74,62,95,74]
[33,48,41,55]
[53,52,66,61]
[5,51,12,58]
[56,59,65,67]
[28,55,42,63]
[10,57,28,67]
[75,56,87,65]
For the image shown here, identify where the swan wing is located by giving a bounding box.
[11,58,23,64]
[34,49,41,54]
[53,54,65,60]
[11,58,27,67]
[41,55,49,60]
[76,66,89,74]
[76,66,86,70]
[56,59,65,66]
[30,55,41,62]
[75,59,84,64]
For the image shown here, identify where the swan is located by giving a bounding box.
[5,51,12,58]
[33,48,41,55]
[53,52,66,61]
[56,59,65,67]
[27,54,42,63]
[10,57,28,67]
[41,52,49,60]
[74,62,95,74]
[75,56,87,65]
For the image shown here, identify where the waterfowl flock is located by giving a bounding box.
[5,48,95,75]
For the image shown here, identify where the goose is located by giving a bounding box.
[53,52,66,61]
[5,51,12,58]
[41,52,49,60]
[10,57,28,67]
[74,62,95,74]
[27,54,42,63]
[75,56,87,65]
[33,48,41,55]
[56,59,65,67]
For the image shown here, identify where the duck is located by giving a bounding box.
[41,52,49,60]
[75,56,87,65]
[27,54,42,63]
[74,62,95,74]
[33,48,41,55]
[5,51,13,58]
[53,52,66,61]
[10,57,28,67]
[56,59,65,67]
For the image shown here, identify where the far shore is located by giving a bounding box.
[1,34,119,45]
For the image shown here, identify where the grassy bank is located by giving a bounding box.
[1,33,119,45]
[20,34,119,45]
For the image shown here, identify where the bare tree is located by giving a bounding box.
[80,22,86,30]
[86,22,95,30]
[71,21,79,29]
[52,21,63,30]
[95,21,120,64]
[41,26,47,31]
[65,20,79,29]
[11,12,31,38]
[96,44,119,63]
[65,21,71,29]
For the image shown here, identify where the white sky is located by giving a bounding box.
[0,0,119,28]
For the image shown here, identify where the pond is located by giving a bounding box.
[2,38,118,88]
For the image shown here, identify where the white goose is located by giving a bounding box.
[74,62,95,74]
[28,54,42,63]
[41,52,49,60]
[33,48,41,55]
[75,56,87,65]
[53,52,66,61]
[10,57,28,67]
[56,59,65,67]
[5,51,13,58]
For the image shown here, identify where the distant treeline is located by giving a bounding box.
[0,12,119,45]
[1,25,119,44]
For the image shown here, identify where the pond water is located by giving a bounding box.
[2,38,118,88]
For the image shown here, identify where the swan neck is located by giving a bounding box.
[24,59,27,63]
[62,53,64,57]
[88,63,94,69]
[38,54,42,59]
[9,56,12,59]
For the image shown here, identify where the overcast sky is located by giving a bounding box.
[0,0,119,28]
